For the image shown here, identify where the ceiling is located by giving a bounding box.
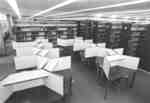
[1,0,150,20]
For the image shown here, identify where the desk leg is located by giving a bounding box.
[129,72,136,88]
[104,80,110,100]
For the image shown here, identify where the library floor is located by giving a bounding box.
[1,55,150,103]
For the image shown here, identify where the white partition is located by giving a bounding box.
[74,38,83,44]
[105,49,117,56]
[118,56,140,70]
[45,73,64,96]
[73,42,96,51]
[14,56,37,70]
[103,55,125,79]
[86,48,107,58]
[85,43,96,48]
[73,43,85,51]
[85,47,100,58]
[84,39,93,44]
[85,47,123,58]
[57,39,74,46]
[102,55,139,79]
[74,37,83,40]
[96,43,106,48]
[12,41,17,49]
[44,56,71,72]
[12,41,34,49]
[35,38,48,43]
[16,47,34,56]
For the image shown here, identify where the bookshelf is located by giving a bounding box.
[13,21,77,42]
[95,22,111,45]
[107,22,123,48]
[77,20,94,39]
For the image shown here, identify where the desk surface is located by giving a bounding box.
[1,70,49,86]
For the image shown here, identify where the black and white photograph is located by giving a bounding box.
[0,0,150,103]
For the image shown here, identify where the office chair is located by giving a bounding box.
[80,50,90,65]
[95,57,104,82]
[103,55,139,100]
[104,66,131,100]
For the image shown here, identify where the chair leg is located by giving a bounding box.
[129,72,136,88]
[96,68,100,82]
[104,80,110,100]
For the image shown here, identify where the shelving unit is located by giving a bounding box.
[125,23,147,56]
[93,21,111,45]
[13,21,77,42]
[107,22,123,48]
[77,20,94,39]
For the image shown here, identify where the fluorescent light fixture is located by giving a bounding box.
[91,9,150,18]
[30,0,78,18]
[47,13,86,18]
[123,16,130,19]
[45,0,150,17]
[94,14,103,18]
[110,15,117,18]
[5,0,21,18]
